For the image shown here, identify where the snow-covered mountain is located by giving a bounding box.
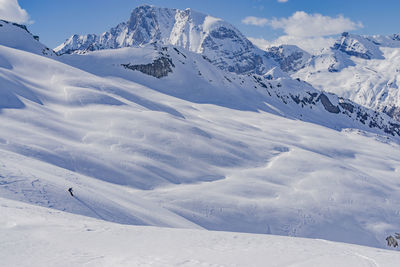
[289,32,400,121]
[54,6,400,137]
[2,5,400,254]
[55,5,279,75]
[265,44,311,73]
[56,5,400,123]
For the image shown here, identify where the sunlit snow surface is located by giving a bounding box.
[1,24,400,253]
[2,198,400,267]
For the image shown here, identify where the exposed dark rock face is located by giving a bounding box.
[121,57,175,78]
[209,26,238,39]
[318,94,340,113]
[201,26,266,75]
[1,20,28,33]
[334,46,371,59]
[332,32,383,60]
[383,105,400,121]
[338,100,355,113]
[258,77,400,137]
[392,34,400,41]
[265,45,310,73]
[0,19,56,57]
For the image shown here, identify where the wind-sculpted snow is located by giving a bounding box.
[1,38,400,250]
[59,44,400,137]
[2,7,400,250]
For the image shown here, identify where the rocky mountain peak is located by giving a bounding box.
[265,45,311,73]
[55,6,279,76]
[332,32,383,59]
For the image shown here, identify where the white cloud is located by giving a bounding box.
[278,0,289,3]
[248,36,336,55]
[269,11,363,37]
[244,11,363,54]
[243,11,362,38]
[0,0,30,24]
[242,16,269,27]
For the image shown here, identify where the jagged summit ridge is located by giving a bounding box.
[55,5,275,75]
[55,5,237,52]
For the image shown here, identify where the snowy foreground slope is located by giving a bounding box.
[1,38,400,249]
[2,198,400,267]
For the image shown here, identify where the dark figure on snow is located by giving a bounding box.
[68,187,74,197]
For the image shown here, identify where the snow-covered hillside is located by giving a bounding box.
[58,42,400,138]
[292,32,400,121]
[1,5,400,255]
[3,198,400,267]
[0,19,55,57]
[2,35,400,249]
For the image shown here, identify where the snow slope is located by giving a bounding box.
[1,41,400,249]
[0,19,55,57]
[58,44,400,138]
[1,7,400,251]
[2,198,400,267]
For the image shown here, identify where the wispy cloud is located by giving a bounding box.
[244,11,363,54]
[269,11,363,37]
[0,0,30,24]
[242,16,269,27]
[248,36,336,54]
[243,11,362,37]
[278,0,289,3]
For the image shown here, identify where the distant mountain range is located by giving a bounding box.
[54,5,400,136]
[290,32,400,121]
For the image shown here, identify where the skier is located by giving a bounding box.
[68,187,74,197]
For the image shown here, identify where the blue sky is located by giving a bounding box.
[10,0,400,49]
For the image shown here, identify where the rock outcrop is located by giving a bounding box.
[121,56,174,78]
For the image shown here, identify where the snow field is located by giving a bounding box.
[2,198,400,267]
